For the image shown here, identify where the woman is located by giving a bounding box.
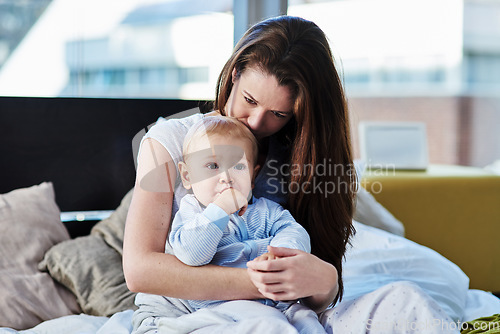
[214,14,356,309]
[124,16,455,333]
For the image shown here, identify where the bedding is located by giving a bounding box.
[2,219,500,333]
[7,293,500,334]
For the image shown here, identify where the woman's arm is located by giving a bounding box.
[246,246,338,313]
[122,138,261,300]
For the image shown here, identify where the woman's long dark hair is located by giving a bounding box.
[214,16,356,306]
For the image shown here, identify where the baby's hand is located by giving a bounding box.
[253,252,278,262]
[213,188,248,215]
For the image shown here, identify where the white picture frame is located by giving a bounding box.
[359,121,429,170]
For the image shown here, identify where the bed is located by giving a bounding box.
[0,96,499,333]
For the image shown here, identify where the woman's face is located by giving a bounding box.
[225,66,294,140]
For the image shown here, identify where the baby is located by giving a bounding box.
[167,115,326,333]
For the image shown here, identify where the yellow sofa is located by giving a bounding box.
[361,164,500,293]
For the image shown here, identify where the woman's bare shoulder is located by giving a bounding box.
[205,110,221,117]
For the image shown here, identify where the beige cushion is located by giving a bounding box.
[39,189,136,316]
[39,235,136,316]
[90,189,133,255]
[0,182,80,330]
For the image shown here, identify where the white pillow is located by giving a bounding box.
[353,186,405,236]
[352,159,405,236]
[343,221,469,322]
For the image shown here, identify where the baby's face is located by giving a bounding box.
[181,134,256,207]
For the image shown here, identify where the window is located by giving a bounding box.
[0,0,233,99]
[466,53,500,92]
[288,0,472,95]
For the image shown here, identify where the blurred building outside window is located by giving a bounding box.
[289,0,500,96]
[288,0,500,168]
[2,0,500,98]
[0,0,233,99]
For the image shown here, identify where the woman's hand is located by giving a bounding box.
[246,245,339,313]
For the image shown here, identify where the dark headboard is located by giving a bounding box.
[0,96,209,212]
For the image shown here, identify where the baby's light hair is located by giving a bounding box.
[183,115,259,165]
